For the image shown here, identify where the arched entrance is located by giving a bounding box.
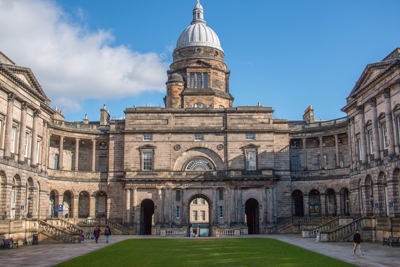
[365,176,373,216]
[96,191,107,219]
[49,190,59,218]
[63,191,73,218]
[187,194,212,237]
[27,178,34,218]
[309,189,321,217]
[140,199,154,235]
[340,188,350,216]
[245,198,259,234]
[325,189,336,216]
[292,190,304,217]
[78,191,90,218]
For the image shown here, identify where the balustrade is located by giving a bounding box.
[38,220,81,243]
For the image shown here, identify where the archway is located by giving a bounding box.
[292,190,304,217]
[63,191,73,218]
[26,178,34,218]
[78,191,90,218]
[379,172,389,217]
[325,189,336,216]
[365,176,373,216]
[0,171,5,219]
[189,196,210,237]
[49,190,59,218]
[11,175,21,219]
[394,169,400,217]
[340,188,350,216]
[245,198,259,234]
[140,199,154,235]
[96,191,107,219]
[309,189,321,217]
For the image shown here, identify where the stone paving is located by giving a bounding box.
[0,235,399,267]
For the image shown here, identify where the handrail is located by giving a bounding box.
[267,217,294,234]
[309,218,339,238]
[38,220,81,243]
[106,219,134,235]
[324,218,362,241]
[59,218,90,237]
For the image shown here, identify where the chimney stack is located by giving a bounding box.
[303,105,314,123]
[100,104,110,125]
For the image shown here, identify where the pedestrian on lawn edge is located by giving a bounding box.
[94,226,101,243]
[353,229,363,255]
[105,225,111,243]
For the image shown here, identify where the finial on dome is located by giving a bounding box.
[192,0,205,25]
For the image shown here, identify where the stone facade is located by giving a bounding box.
[1,2,400,241]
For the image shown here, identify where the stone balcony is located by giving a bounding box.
[47,169,107,181]
[51,119,110,133]
[291,167,351,181]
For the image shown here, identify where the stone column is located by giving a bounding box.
[158,189,163,226]
[59,135,64,170]
[334,134,340,168]
[126,189,131,224]
[74,138,80,171]
[30,110,40,166]
[133,187,137,227]
[72,195,79,218]
[91,139,96,171]
[357,105,368,165]
[268,188,274,222]
[47,134,52,168]
[383,88,395,156]
[303,194,309,217]
[369,98,381,161]
[302,138,307,170]
[214,188,218,225]
[18,102,28,163]
[350,118,357,168]
[319,136,325,169]
[89,195,96,218]
[387,180,396,217]
[238,188,243,224]
[32,187,38,219]
[4,93,16,158]
[320,193,326,217]
[335,193,341,216]
[42,121,48,171]
[273,187,277,223]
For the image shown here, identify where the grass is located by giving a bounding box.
[55,238,355,267]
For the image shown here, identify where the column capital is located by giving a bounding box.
[75,137,80,141]
[319,136,323,141]
[21,102,29,110]
[8,92,16,102]
[368,97,377,107]
[33,109,41,117]
[302,137,307,142]
[356,105,364,114]
[382,88,391,99]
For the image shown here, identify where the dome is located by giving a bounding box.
[168,73,183,83]
[175,1,223,52]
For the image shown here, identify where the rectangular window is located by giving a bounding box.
[246,134,255,140]
[193,198,198,205]
[194,134,204,141]
[291,156,300,171]
[36,140,40,164]
[54,154,59,170]
[176,190,181,202]
[200,210,205,221]
[143,134,153,141]
[203,73,208,88]
[219,190,223,201]
[192,210,197,221]
[339,153,344,168]
[11,127,16,153]
[196,73,202,88]
[368,130,374,154]
[97,195,106,212]
[318,154,327,169]
[382,123,388,149]
[99,157,107,172]
[246,151,256,170]
[219,206,223,218]
[142,152,153,171]
[176,206,180,219]
[357,139,362,161]
[189,73,195,88]
[200,198,205,205]
[24,132,29,157]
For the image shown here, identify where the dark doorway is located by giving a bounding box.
[140,199,154,235]
[245,198,259,234]
[292,190,304,217]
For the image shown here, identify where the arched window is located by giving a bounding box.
[185,159,213,171]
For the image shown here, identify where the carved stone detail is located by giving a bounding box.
[173,144,181,151]
[368,98,376,107]
[217,144,224,151]
[8,92,16,102]
[382,88,391,99]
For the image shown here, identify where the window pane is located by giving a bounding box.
[36,140,40,164]
[25,133,29,157]
[219,206,223,218]
[200,198,205,205]
[176,206,180,218]
[11,127,16,153]
[190,73,195,88]
[200,210,205,220]
[246,151,256,170]
[193,198,198,205]
[291,156,300,171]
[194,134,204,141]
[192,210,197,221]
[382,123,388,149]
[203,74,208,88]
[246,134,255,140]
[196,73,202,88]
[143,152,153,171]
[143,134,153,141]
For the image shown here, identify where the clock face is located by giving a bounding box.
[196,48,201,53]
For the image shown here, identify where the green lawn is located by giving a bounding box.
[55,238,355,267]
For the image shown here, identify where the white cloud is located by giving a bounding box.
[0,0,169,111]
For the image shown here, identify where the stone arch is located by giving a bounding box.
[173,147,224,171]
[186,193,212,237]
[245,198,259,234]
[292,190,304,217]
[340,187,350,216]
[0,171,6,219]
[325,188,337,216]
[62,190,74,218]
[309,189,321,217]
[95,191,107,219]
[78,191,90,218]
[49,189,59,218]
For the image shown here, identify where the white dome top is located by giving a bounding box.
[175,1,223,52]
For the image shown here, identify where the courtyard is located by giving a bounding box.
[0,235,399,267]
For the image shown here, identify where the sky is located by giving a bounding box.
[1,0,400,122]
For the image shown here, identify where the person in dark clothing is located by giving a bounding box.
[353,229,363,255]
[105,225,111,243]
[93,226,101,243]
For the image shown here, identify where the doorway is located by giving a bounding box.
[292,190,304,217]
[245,198,259,234]
[140,199,154,235]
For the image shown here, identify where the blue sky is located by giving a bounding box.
[1,0,400,122]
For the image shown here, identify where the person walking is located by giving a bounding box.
[93,226,101,243]
[353,229,363,255]
[105,225,111,243]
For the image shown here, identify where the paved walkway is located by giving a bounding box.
[0,235,399,267]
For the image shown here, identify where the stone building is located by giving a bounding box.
[0,1,399,242]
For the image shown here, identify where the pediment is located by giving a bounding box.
[187,60,212,68]
[241,143,260,151]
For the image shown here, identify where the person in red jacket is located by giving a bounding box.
[353,229,363,255]
[93,226,101,243]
